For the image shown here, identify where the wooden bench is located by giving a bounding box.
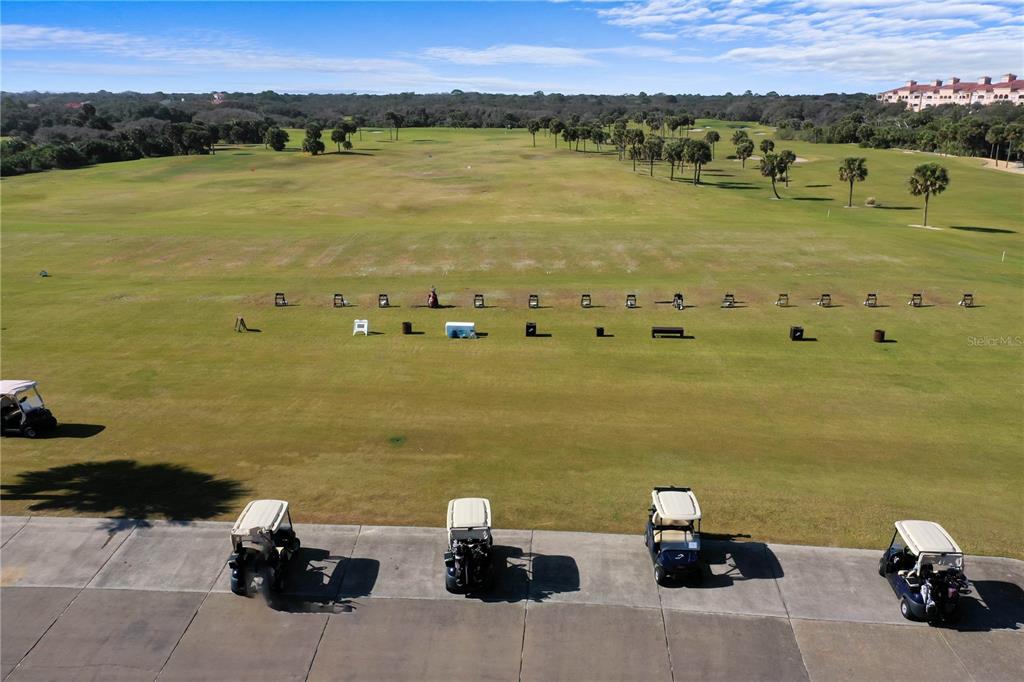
[651,326,685,339]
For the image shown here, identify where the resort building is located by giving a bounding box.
[876,74,1023,111]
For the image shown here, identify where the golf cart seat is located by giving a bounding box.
[654,529,694,544]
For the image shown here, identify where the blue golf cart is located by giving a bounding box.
[878,520,970,624]
[645,486,703,586]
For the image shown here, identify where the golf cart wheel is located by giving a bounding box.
[444,574,460,594]
[899,598,915,621]
[690,567,704,586]
[270,568,285,593]
[878,562,886,577]
[654,565,669,586]
[22,426,38,439]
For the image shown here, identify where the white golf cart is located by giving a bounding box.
[444,497,494,593]
[1,380,58,438]
[879,520,970,623]
[228,499,301,596]
[644,486,703,585]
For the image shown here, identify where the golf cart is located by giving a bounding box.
[645,486,703,585]
[879,520,970,623]
[444,497,494,593]
[228,499,300,596]
[1,380,57,438]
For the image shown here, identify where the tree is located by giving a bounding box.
[263,126,289,151]
[664,139,685,180]
[778,149,796,187]
[527,119,541,147]
[759,139,774,155]
[550,119,564,148]
[731,129,749,146]
[908,163,949,227]
[838,157,868,207]
[591,128,607,152]
[736,138,754,167]
[1003,123,1024,167]
[666,116,681,137]
[384,110,404,140]
[680,113,695,137]
[626,128,645,171]
[985,124,1005,166]
[760,152,785,199]
[330,128,346,152]
[612,121,627,160]
[685,140,712,184]
[302,124,325,155]
[644,135,664,176]
[704,130,720,159]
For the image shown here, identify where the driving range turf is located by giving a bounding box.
[2,123,1022,558]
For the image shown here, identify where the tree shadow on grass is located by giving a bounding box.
[0,460,246,525]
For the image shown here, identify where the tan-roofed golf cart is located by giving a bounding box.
[879,520,970,623]
[1,380,58,438]
[228,499,301,595]
[444,497,494,593]
[645,486,703,585]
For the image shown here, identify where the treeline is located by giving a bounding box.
[778,102,1024,162]
[2,89,880,138]
[4,89,1023,176]
[0,98,301,175]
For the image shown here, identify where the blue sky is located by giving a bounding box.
[2,1,1022,95]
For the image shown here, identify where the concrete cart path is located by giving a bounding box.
[1,516,1021,681]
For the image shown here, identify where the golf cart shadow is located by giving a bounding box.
[953,580,1024,632]
[529,553,581,601]
[266,550,380,615]
[41,423,106,438]
[0,460,245,530]
[690,534,783,589]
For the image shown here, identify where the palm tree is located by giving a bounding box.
[664,140,684,180]
[731,129,749,146]
[760,152,784,199]
[384,111,404,140]
[985,125,1004,166]
[687,140,712,184]
[759,139,775,155]
[680,113,694,137]
[736,139,754,168]
[330,128,346,153]
[612,122,627,160]
[908,163,950,226]
[550,119,564,148]
[778,149,796,187]
[838,157,868,207]
[704,130,720,159]
[644,136,664,177]
[627,129,645,171]
[527,119,541,147]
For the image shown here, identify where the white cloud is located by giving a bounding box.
[0,23,557,93]
[594,0,1024,80]
[638,31,678,40]
[422,44,600,66]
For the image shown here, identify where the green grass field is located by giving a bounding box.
[2,122,1022,557]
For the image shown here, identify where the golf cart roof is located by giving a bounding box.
[895,520,962,556]
[447,497,491,530]
[652,488,702,524]
[0,380,37,396]
[232,499,289,537]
